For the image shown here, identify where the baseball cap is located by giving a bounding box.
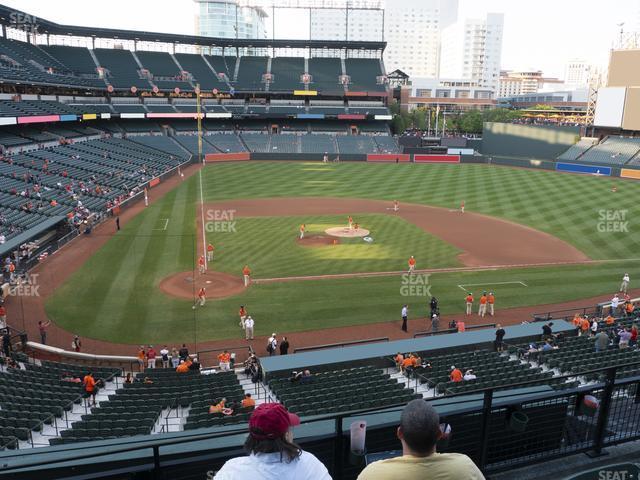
[249,403,300,439]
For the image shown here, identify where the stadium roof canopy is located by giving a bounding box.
[0,5,386,51]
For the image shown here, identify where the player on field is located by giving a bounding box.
[207,243,215,262]
[488,292,495,316]
[465,292,474,316]
[299,224,305,239]
[479,292,488,317]
[198,255,205,274]
[197,287,206,307]
[393,200,399,212]
[460,200,465,213]
[243,265,251,287]
[348,215,353,230]
[239,305,247,328]
[408,255,416,274]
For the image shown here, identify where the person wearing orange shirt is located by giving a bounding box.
[394,352,404,371]
[487,292,495,316]
[198,255,205,274]
[605,314,615,326]
[625,301,635,317]
[196,287,206,307]
[460,200,465,213]
[218,350,231,371]
[450,366,463,382]
[579,316,590,336]
[239,305,247,328]
[572,313,581,331]
[241,393,256,410]
[348,215,354,230]
[83,372,97,407]
[207,243,215,262]
[176,359,191,373]
[242,265,251,287]
[408,256,416,274]
[209,398,226,414]
[299,224,305,239]
[478,292,488,317]
[465,293,473,316]
[393,200,399,212]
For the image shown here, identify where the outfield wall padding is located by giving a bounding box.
[490,156,556,170]
[367,154,410,162]
[621,168,640,180]
[414,154,460,163]
[555,162,611,176]
[205,152,251,162]
[249,152,367,162]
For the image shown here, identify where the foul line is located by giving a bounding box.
[153,218,169,231]
[456,281,527,292]
[198,169,207,269]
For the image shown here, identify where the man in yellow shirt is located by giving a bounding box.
[357,400,484,480]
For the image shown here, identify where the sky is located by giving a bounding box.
[2,0,640,79]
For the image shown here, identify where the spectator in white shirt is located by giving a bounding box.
[463,369,477,381]
[214,403,331,480]
[244,316,255,340]
[611,294,620,314]
[621,273,630,294]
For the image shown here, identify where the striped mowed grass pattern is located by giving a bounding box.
[46,162,640,344]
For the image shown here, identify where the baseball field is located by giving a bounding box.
[43,161,640,345]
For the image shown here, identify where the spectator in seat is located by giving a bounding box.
[357,399,484,480]
[171,347,180,368]
[300,370,313,384]
[209,398,227,414]
[0,304,6,329]
[450,366,463,383]
[394,352,404,371]
[214,402,330,480]
[176,358,192,373]
[605,314,615,326]
[189,357,201,371]
[1,329,11,357]
[241,393,256,410]
[83,372,97,407]
[541,322,553,341]
[631,324,638,347]
[124,373,133,384]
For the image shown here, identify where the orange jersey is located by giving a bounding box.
[488,295,495,304]
[408,258,416,266]
[83,375,96,393]
[218,352,230,363]
[479,295,487,305]
[239,307,246,317]
[300,224,305,231]
[198,256,205,266]
[207,244,214,252]
[466,295,473,303]
[242,266,251,276]
[580,318,590,331]
[198,288,206,298]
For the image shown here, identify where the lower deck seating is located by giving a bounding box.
[269,366,420,417]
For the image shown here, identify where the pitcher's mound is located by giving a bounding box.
[297,235,340,247]
[159,271,245,300]
[325,226,370,238]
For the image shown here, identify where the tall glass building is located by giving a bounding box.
[194,0,267,39]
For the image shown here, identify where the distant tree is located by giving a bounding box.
[457,110,483,134]
[483,108,522,123]
[529,104,555,111]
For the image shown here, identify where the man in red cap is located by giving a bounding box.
[214,403,331,479]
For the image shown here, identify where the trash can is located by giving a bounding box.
[509,411,529,433]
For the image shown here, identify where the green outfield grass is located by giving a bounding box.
[46,162,640,344]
